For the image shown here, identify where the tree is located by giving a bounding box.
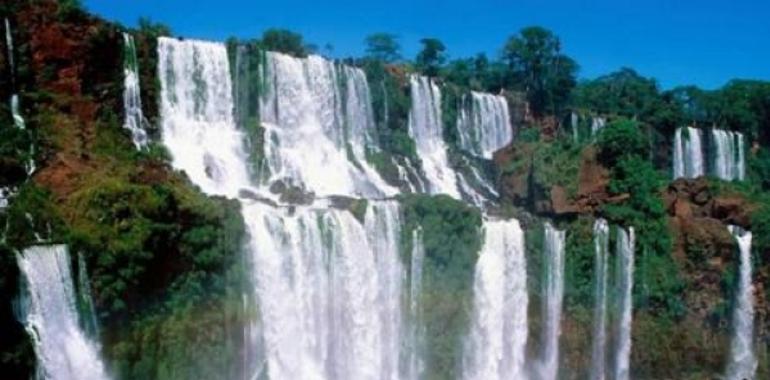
[137,17,171,38]
[364,33,401,63]
[261,28,308,57]
[415,38,447,77]
[502,26,578,116]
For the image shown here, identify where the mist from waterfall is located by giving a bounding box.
[673,127,705,179]
[259,52,397,198]
[536,222,566,380]
[614,227,635,380]
[16,245,111,380]
[590,218,610,380]
[725,226,756,380]
[456,92,513,159]
[463,219,528,380]
[122,33,149,149]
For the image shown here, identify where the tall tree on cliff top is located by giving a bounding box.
[416,38,447,77]
[364,33,402,63]
[502,26,577,116]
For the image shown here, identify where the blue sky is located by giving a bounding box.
[84,0,770,89]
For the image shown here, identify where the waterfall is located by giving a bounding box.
[712,129,745,181]
[614,227,635,380]
[589,218,609,380]
[725,226,756,380]
[242,201,405,380]
[259,51,397,198]
[5,18,25,130]
[122,33,149,149]
[157,37,426,380]
[456,91,513,159]
[536,222,566,380]
[157,37,252,197]
[672,127,705,179]
[571,112,579,142]
[16,245,111,380]
[591,117,605,136]
[463,219,528,380]
[408,75,460,198]
[404,227,425,380]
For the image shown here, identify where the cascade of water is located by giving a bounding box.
[16,245,111,380]
[5,19,25,130]
[5,18,15,81]
[404,227,425,380]
[614,227,635,380]
[463,218,528,380]
[259,52,397,198]
[456,92,513,159]
[537,222,566,380]
[725,226,756,380]
[76,253,99,339]
[591,117,606,136]
[242,201,404,380]
[122,33,149,149]
[408,75,461,198]
[589,218,610,380]
[712,129,745,181]
[157,37,251,197]
[672,127,705,179]
[571,112,579,142]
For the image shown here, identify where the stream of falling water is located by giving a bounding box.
[590,219,610,380]
[16,245,111,380]
[536,223,566,380]
[725,226,756,380]
[122,33,148,149]
[463,219,528,380]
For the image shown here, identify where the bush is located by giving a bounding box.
[595,118,647,166]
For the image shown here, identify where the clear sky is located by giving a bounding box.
[83,0,770,90]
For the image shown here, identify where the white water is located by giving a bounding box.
[16,245,111,380]
[122,33,149,149]
[456,91,513,159]
[591,117,605,136]
[259,52,397,198]
[672,127,705,179]
[725,226,756,380]
[5,19,25,130]
[408,75,460,198]
[614,227,635,380]
[157,37,251,197]
[536,222,566,380]
[590,219,610,380]
[571,112,579,142]
[463,218,528,380]
[712,129,745,181]
[404,227,425,380]
[243,201,405,380]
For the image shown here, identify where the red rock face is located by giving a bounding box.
[665,177,753,229]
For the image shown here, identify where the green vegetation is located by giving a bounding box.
[596,119,684,319]
[364,33,402,63]
[260,28,310,57]
[502,26,578,116]
[400,194,482,380]
[415,38,447,77]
